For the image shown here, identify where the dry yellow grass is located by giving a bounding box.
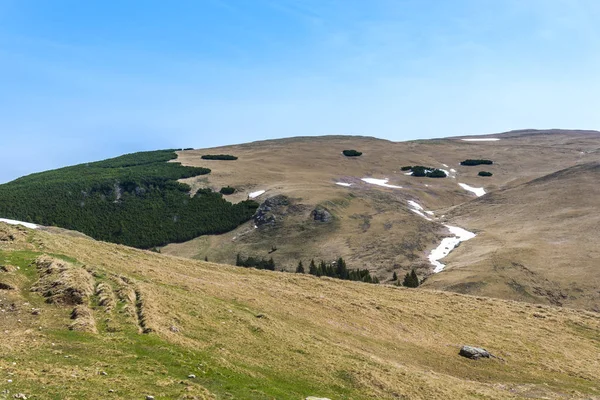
[161,130,600,311]
[425,162,600,311]
[0,223,599,399]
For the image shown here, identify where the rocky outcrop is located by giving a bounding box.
[459,345,491,360]
[310,207,332,223]
[253,195,290,227]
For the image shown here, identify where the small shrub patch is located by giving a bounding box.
[201,154,238,160]
[460,159,493,166]
[478,171,493,177]
[219,186,236,195]
[403,166,447,178]
[342,150,362,157]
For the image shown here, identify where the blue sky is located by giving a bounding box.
[1,0,599,183]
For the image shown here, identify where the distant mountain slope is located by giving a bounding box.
[3,130,600,311]
[1,222,599,399]
[0,150,258,248]
[164,131,599,286]
[424,162,600,311]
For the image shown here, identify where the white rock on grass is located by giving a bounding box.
[335,182,352,187]
[458,183,486,197]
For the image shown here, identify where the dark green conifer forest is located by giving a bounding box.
[0,150,258,248]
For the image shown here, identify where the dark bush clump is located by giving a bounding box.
[460,159,493,166]
[342,150,362,157]
[306,257,379,284]
[405,166,447,178]
[402,269,420,288]
[201,154,238,160]
[236,254,276,270]
[219,186,236,195]
[427,169,447,178]
[478,171,493,177]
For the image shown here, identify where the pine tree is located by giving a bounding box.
[267,257,276,271]
[296,261,304,273]
[236,253,242,266]
[410,269,419,287]
[392,271,398,281]
[336,257,348,279]
[309,259,317,275]
[403,269,419,288]
[204,255,208,262]
[317,260,327,277]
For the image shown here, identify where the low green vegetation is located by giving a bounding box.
[402,269,420,287]
[0,150,258,248]
[342,149,362,157]
[235,253,276,270]
[402,165,447,178]
[236,256,379,284]
[460,159,493,166]
[219,186,236,195]
[478,171,493,177]
[305,257,379,283]
[201,154,238,160]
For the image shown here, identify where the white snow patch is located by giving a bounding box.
[249,190,266,199]
[404,172,413,176]
[458,183,486,197]
[407,200,433,221]
[0,218,38,229]
[442,163,449,168]
[410,209,432,220]
[407,200,423,210]
[439,169,450,176]
[450,168,457,173]
[335,182,352,187]
[461,138,500,142]
[429,225,476,273]
[361,178,402,189]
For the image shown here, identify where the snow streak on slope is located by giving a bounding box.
[407,200,432,221]
[0,218,38,229]
[249,190,266,199]
[429,226,476,273]
[406,201,476,273]
[361,178,402,189]
[458,183,486,197]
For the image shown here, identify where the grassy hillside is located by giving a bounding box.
[162,131,600,311]
[424,162,600,311]
[0,222,599,399]
[0,150,258,248]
